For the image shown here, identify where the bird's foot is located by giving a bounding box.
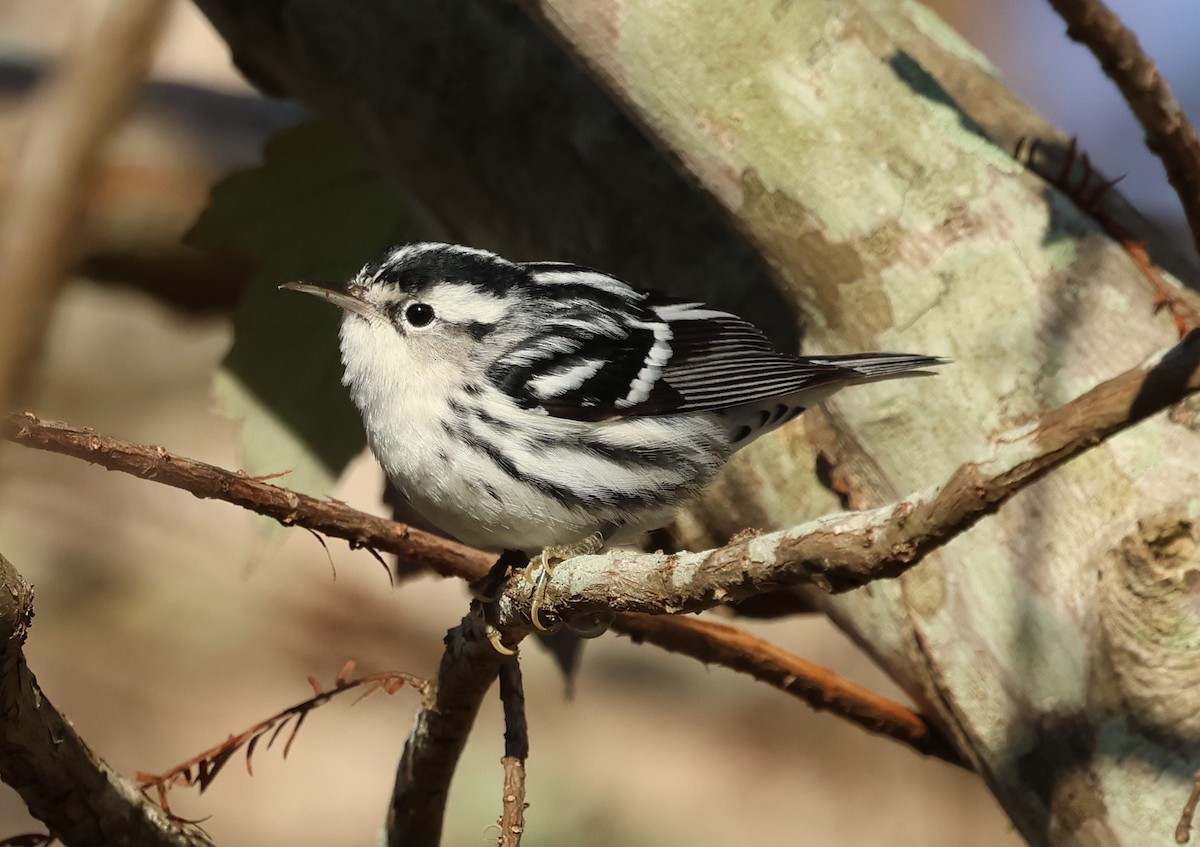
[527,533,604,631]
[483,623,517,656]
[470,600,518,656]
[471,550,534,656]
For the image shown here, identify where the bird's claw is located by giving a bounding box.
[484,622,517,655]
[526,533,604,631]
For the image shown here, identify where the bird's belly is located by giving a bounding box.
[363,413,594,552]
[361,394,728,554]
[392,445,599,553]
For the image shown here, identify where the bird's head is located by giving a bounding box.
[282,242,533,385]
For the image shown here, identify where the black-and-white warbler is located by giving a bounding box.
[284,242,942,612]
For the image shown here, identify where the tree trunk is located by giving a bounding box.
[190,1,1200,843]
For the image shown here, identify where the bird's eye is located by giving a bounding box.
[405,303,435,327]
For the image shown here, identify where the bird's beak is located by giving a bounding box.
[280,280,380,319]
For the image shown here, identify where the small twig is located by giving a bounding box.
[0,552,214,847]
[1178,771,1200,844]
[496,330,1200,623]
[137,660,429,821]
[1046,0,1200,259]
[611,614,964,766]
[1018,137,1200,337]
[498,658,529,847]
[1121,236,1200,338]
[0,0,170,414]
[387,609,513,847]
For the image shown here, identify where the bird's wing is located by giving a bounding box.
[489,264,889,421]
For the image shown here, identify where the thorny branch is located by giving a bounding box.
[498,658,529,847]
[387,610,511,847]
[1017,137,1200,337]
[0,553,213,847]
[494,331,1200,625]
[1046,0,1200,259]
[0,412,490,582]
[0,412,951,763]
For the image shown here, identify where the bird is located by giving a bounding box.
[283,242,944,628]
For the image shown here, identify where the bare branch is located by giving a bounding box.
[497,658,529,847]
[610,614,964,767]
[1046,0,1200,258]
[0,0,170,413]
[1179,771,1200,844]
[386,609,511,847]
[0,412,492,582]
[0,552,213,847]
[496,331,1200,622]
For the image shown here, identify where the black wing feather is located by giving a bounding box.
[491,265,936,421]
[632,303,852,414]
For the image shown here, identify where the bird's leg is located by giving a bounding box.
[471,548,530,602]
[471,549,532,656]
[527,532,604,631]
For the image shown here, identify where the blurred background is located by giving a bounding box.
[0,1,1195,844]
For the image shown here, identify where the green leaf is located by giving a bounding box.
[192,121,423,496]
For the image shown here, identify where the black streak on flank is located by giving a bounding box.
[475,407,516,434]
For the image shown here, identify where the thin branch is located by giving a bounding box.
[1046,0,1200,258]
[610,614,964,767]
[1122,236,1200,337]
[137,660,429,821]
[497,658,529,847]
[1179,770,1200,844]
[0,412,492,583]
[0,0,170,414]
[495,330,1200,623]
[0,552,213,847]
[386,609,512,847]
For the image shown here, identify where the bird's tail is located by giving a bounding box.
[807,352,949,382]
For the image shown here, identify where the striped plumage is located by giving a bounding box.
[285,242,943,555]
